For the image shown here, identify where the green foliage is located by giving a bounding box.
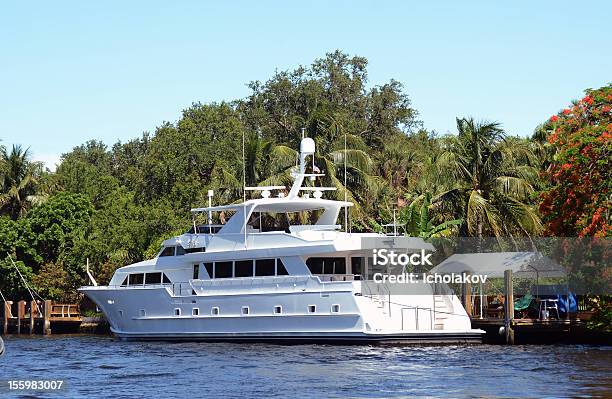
[0,51,607,304]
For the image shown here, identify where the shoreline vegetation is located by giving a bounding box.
[0,51,610,331]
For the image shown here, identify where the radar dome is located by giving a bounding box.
[300,137,315,154]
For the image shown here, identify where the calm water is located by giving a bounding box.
[0,335,611,398]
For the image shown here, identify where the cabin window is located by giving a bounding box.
[162,273,171,284]
[235,260,254,278]
[241,306,250,316]
[145,272,162,284]
[215,261,233,278]
[306,258,323,274]
[211,307,220,316]
[274,305,282,315]
[193,264,200,280]
[160,246,175,257]
[276,259,289,275]
[204,263,214,279]
[331,304,340,313]
[308,305,316,313]
[351,257,363,276]
[192,308,199,316]
[174,308,181,316]
[255,259,275,276]
[176,246,186,256]
[120,276,128,286]
[186,247,205,253]
[306,257,346,274]
[128,273,144,286]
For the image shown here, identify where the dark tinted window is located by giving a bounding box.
[351,257,363,275]
[160,246,174,257]
[306,258,323,274]
[162,273,171,283]
[176,246,186,256]
[186,247,205,254]
[215,261,233,278]
[120,276,128,286]
[204,263,213,278]
[145,272,162,284]
[277,259,289,275]
[307,257,346,274]
[193,264,199,279]
[129,273,144,285]
[255,259,275,276]
[235,260,253,277]
[332,258,346,274]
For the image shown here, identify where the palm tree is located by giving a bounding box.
[0,145,40,219]
[434,118,542,238]
[399,192,463,238]
[312,116,381,227]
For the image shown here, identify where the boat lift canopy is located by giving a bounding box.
[429,252,567,279]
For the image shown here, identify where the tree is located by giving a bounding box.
[400,192,463,238]
[539,84,611,237]
[435,118,542,238]
[0,145,42,219]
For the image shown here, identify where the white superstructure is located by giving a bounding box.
[80,138,483,344]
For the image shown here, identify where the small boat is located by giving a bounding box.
[0,336,4,356]
[80,138,484,344]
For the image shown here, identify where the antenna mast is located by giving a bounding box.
[344,128,348,233]
[242,131,246,202]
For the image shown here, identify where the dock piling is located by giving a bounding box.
[17,300,26,334]
[43,300,51,335]
[504,269,515,344]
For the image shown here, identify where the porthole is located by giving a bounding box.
[192,308,199,316]
[241,306,250,316]
[174,308,181,316]
[331,304,340,313]
[211,307,220,316]
[308,305,316,314]
[273,305,282,315]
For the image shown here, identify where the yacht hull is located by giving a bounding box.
[111,330,483,344]
[81,284,484,345]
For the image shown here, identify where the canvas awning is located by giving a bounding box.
[429,252,566,278]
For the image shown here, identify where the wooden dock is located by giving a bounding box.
[1,300,83,335]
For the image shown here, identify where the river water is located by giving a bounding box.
[0,335,610,398]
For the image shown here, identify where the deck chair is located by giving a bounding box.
[514,294,534,318]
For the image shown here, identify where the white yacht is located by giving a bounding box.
[80,138,483,344]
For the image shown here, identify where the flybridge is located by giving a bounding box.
[189,137,353,233]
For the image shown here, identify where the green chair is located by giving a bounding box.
[514,294,534,318]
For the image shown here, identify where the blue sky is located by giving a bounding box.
[1,1,610,170]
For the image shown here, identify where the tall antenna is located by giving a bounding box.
[242,130,246,202]
[344,128,348,233]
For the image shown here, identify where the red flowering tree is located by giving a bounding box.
[539,84,611,237]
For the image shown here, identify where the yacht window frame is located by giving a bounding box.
[235,260,254,278]
[193,264,200,280]
[276,259,289,275]
[159,246,175,257]
[144,272,162,285]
